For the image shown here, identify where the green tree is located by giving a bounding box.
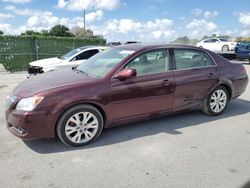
[41,29,50,36]
[70,27,94,38]
[49,25,73,37]
[171,36,198,45]
[0,31,3,35]
[172,36,190,44]
[21,30,40,35]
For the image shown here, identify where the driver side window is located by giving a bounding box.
[126,49,169,76]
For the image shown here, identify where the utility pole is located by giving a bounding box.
[83,9,86,33]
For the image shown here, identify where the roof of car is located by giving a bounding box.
[77,46,107,50]
[114,43,202,51]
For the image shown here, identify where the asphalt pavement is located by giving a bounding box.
[0,62,250,188]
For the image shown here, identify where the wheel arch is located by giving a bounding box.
[218,83,232,100]
[54,102,107,137]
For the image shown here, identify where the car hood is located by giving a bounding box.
[29,57,63,67]
[13,68,95,98]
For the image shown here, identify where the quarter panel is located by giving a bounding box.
[173,67,218,111]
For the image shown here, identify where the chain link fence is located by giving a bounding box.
[0,35,106,72]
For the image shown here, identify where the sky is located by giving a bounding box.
[0,0,250,42]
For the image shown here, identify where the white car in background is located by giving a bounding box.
[196,38,236,52]
[28,46,108,77]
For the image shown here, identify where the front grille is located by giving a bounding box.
[27,66,44,74]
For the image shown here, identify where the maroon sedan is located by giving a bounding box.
[5,44,248,147]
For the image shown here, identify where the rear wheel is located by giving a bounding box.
[202,86,229,116]
[56,104,103,147]
[222,45,229,51]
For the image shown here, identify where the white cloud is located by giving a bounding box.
[56,0,124,11]
[238,12,250,36]
[26,12,59,27]
[4,5,103,33]
[0,22,14,33]
[191,8,203,16]
[5,5,44,16]
[241,30,250,36]
[238,12,250,28]
[204,11,218,19]
[85,10,103,22]
[192,8,218,19]
[186,19,218,37]
[146,18,172,30]
[118,19,142,33]
[0,13,15,34]
[0,13,14,21]
[89,18,175,42]
[1,0,31,3]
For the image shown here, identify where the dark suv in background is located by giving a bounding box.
[235,41,250,63]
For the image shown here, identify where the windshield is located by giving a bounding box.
[76,48,135,78]
[219,38,229,42]
[59,48,83,60]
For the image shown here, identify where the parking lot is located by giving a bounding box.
[0,62,250,188]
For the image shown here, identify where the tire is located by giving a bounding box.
[222,45,229,51]
[202,86,229,116]
[199,46,203,48]
[56,104,104,147]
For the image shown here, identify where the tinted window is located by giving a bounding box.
[75,49,99,60]
[126,49,169,76]
[211,39,219,43]
[174,49,214,70]
[219,38,229,42]
[238,42,250,50]
[204,39,212,43]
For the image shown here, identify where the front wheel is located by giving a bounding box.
[202,86,229,116]
[222,45,229,51]
[56,104,104,147]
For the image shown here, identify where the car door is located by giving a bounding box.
[202,39,211,49]
[172,48,218,111]
[209,39,220,51]
[110,49,174,122]
[238,43,250,58]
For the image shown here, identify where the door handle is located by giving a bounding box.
[208,73,214,78]
[162,79,170,86]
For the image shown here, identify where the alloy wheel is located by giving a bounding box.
[210,89,227,113]
[65,112,99,144]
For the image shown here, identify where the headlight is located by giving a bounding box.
[16,96,44,111]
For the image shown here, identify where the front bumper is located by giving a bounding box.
[6,108,55,140]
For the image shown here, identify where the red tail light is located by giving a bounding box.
[240,66,246,74]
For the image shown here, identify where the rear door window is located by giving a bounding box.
[173,49,215,70]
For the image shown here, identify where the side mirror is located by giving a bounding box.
[114,68,137,80]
